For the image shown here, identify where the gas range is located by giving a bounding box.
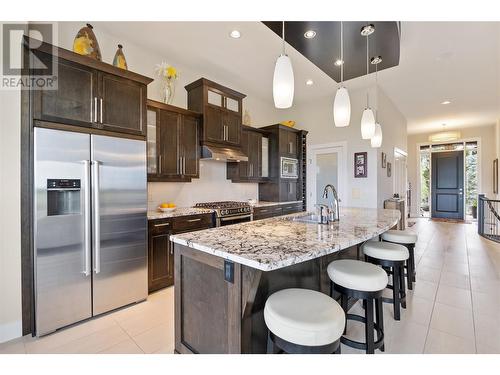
[194,201,252,227]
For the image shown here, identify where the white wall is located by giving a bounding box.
[285,86,407,210]
[376,88,408,208]
[0,23,23,343]
[407,124,497,217]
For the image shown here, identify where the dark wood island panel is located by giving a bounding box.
[174,243,356,354]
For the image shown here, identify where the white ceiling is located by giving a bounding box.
[378,22,500,134]
[96,21,500,134]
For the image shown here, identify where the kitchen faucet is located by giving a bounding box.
[322,184,340,222]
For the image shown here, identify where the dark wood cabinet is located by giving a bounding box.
[148,219,174,292]
[32,51,97,128]
[279,129,299,158]
[185,78,245,148]
[227,126,269,183]
[148,213,214,292]
[258,124,308,204]
[147,100,201,182]
[280,180,298,202]
[30,42,151,137]
[224,111,241,145]
[99,72,147,136]
[252,203,303,221]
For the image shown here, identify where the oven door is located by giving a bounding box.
[281,157,298,179]
[219,214,252,226]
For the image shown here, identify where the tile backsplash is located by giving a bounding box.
[148,161,258,210]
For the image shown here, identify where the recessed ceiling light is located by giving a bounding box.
[360,24,375,36]
[441,100,451,105]
[304,30,316,39]
[334,59,344,66]
[306,79,314,86]
[229,30,241,39]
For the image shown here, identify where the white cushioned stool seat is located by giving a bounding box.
[327,259,388,292]
[264,288,345,347]
[381,230,417,244]
[363,241,409,261]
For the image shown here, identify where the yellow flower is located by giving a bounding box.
[166,66,177,79]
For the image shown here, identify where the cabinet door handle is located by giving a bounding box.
[187,218,201,223]
[259,209,268,213]
[182,156,186,175]
[170,245,174,255]
[159,155,162,174]
[94,97,98,122]
[154,222,170,228]
[100,98,103,123]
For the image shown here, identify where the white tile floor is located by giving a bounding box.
[0,218,499,354]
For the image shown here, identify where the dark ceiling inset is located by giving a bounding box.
[262,21,401,83]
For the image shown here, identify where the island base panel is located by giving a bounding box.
[174,243,357,354]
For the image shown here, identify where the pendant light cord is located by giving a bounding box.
[375,62,378,121]
[282,21,286,55]
[366,33,370,107]
[340,21,344,84]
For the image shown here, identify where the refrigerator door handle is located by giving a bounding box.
[92,160,101,274]
[83,160,91,276]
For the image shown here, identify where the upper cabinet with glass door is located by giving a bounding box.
[185,78,246,147]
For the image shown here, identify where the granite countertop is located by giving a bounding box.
[147,207,214,220]
[252,200,303,208]
[171,207,401,271]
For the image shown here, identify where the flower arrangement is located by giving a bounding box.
[155,62,179,104]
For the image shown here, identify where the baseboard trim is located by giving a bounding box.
[0,320,22,344]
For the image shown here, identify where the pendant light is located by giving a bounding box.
[370,56,383,148]
[273,21,294,108]
[360,24,376,139]
[333,21,351,127]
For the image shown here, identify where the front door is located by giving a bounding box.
[431,151,464,219]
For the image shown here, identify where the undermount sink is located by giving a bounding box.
[291,214,324,224]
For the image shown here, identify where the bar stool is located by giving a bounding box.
[381,230,418,290]
[363,241,409,321]
[264,288,346,354]
[327,259,388,354]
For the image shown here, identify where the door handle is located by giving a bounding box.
[82,160,91,276]
[187,218,202,223]
[94,97,98,122]
[92,160,101,274]
[100,98,103,123]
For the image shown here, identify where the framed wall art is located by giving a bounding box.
[387,162,392,177]
[381,152,387,168]
[354,152,367,178]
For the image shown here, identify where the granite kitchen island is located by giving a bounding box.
[170,207,400,354]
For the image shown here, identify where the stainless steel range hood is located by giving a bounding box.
[201,144,248,162]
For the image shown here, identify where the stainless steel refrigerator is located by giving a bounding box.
[34,127,147,336]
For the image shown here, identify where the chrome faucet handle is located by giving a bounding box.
[315,204,329,224]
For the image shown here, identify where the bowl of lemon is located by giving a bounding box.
[158,202,176,213]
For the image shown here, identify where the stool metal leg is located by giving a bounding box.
[364,298,375,354]
[375,298,385,352]
[341,293,348,335]
[400,265,407,309]
[393,266,401,320]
